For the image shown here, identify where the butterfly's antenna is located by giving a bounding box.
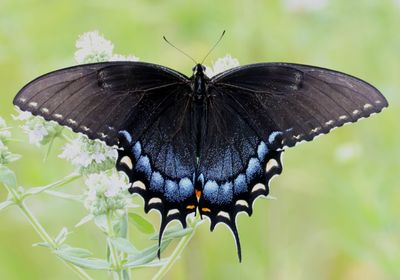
[163,35,197,64]
[200,30,226,64]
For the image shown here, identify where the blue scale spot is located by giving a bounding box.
[135,155,152,180]
[119,130,132,144]
[150,172,164,192]
[257,141,268,160]
[219,182,233,204]
[165,180,179,202]
[132,141,142,160]
[203,180,219,203]
[179,177,194,199]
[234,174,247,195]
[268,131,282,144]
[246,158,261,182]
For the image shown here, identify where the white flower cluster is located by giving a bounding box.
[83,171,130,216]
[13,110,62,146]
[283,0,329,13]
[205,55,240,77]
[75,31,139,64]
[0,117,20,165]
[59,135,117,174]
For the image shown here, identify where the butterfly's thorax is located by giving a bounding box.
[191,64,209,102]
[190,64,209,158]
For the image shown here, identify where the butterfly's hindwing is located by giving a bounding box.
[115,89,199,256]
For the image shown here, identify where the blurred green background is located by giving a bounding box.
[1,0,399,279]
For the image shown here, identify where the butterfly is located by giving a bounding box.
[13,59,388,261]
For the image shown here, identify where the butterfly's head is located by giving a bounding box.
[192,64,206,76]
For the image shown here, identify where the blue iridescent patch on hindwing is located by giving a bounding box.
[115,131,197,226]
[198,138,283,222]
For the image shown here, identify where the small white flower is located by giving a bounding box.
[205,55,240,77]
[59,135,117,174]
[75,31,114,63]
[13,110,32,121]
[83,171,130,216]
[14,109,62,146]
[0,117,12,142]
[335,143,362,162]
[0,117,20,164]
[22,123,48,146]
[283,0,329,13]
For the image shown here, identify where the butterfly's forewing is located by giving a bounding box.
[210,63,388,148]
[13,62,198,253]
[14,62,189,146]
[198,62,388,259]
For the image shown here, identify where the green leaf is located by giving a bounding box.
[0,165,17,189]
[75,214,94,228]
[32,242,51,248]
[0,200,14,211]
[22,173,81,199]
[124,240,171,269]
[58,246,93,258]
[45,190,82,201]
[149,225,192,241]
[54,227,69,245]
[131,258,170,269]
[55,250,110,270]
[114,213,128,238]
[94,214,108,232]
[109,237,139,255]
[128,213,155,234]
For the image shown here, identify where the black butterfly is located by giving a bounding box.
[14,60,388,261]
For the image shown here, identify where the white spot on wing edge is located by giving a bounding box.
[217,211,230,220]
[235,200,249,207]
[167,209,180,216]
[266,158,279,172]
[149,197,162,205]
[67,118,77,125]
[132,180,146,190]
[29,101,38,107]
[252,183,266,192]
[120,156,133,169]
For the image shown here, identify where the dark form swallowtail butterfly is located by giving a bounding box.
[14,59,388,261]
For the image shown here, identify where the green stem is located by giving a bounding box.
[17,200,93,280]
[152,218,199,280]
[22,172,81,199]
[3,178,92,280]
[106,211,128,280]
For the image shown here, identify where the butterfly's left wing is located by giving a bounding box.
[197,62,388,260]
[13,62,198,255]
